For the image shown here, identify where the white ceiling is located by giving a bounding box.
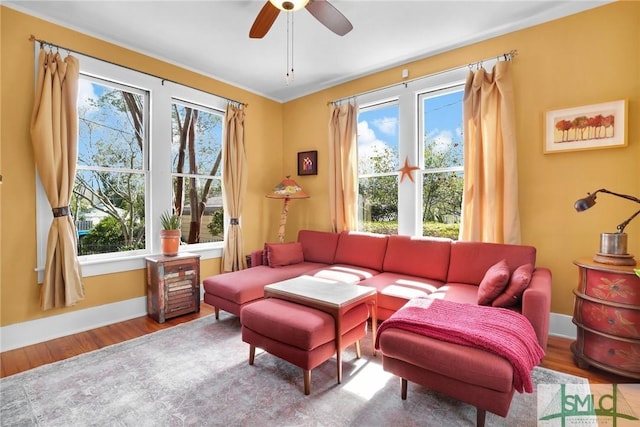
[6,0,610,103]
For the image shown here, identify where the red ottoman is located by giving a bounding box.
[241,298,369,395]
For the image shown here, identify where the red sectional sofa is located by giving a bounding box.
[203,229,552,425]
[202,228,551,349]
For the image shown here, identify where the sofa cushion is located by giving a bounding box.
[202,263,326,305]
[377,327,514,393]
[241,299,335,350]
[447,241,536,286]
[360,272,445,320]
[266,242,304,267]
[306,264,379,284]
[431,283,481,305]
[297,229,340,264]
[333,231,388,271]
[383,235,451,281]
[492,263,534,308]
[477,259,510,305]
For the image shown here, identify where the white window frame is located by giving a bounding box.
[356,62,498,236]
[35,50,226,280]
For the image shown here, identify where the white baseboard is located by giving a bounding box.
[0,297,148,352]
[549,312,577,340]
[1,297,577,353]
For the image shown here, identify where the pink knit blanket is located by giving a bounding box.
[375,297,545,393]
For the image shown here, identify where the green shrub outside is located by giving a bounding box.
[207,209,224,238]
[360,221,459,240]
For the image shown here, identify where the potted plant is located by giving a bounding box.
[160,210,181,256]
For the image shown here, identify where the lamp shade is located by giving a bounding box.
[574,193,597,212]
[269,0,309,11]
[266,176,309,199]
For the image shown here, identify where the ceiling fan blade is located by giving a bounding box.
[305,0,353,36]
[250,1,280,39]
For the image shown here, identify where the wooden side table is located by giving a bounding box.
[571,257,640,379]
[146,253,201,323]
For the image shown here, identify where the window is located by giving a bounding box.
[356,68,470,239]
[35,50,228,279]
[74,76,148,256]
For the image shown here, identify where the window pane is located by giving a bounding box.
[78,81,144,170]
[423,90,463,169]
[74,78,147,256]
[171,101,224,245]
[422,88,463,239]
[358,175,398,235]
[171,103,223,176]
[357,102,399,174]
[422,171,462,239]
[172,177,223,244]
[357,101,399,234]
[73,170,146,255]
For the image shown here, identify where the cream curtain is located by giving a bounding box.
[328,101,358,232]
[460,61,521,244]
[30,47,84,310]
[221,103,248,272]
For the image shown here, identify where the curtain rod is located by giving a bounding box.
[29,35,248,108]
[328,49,517,106]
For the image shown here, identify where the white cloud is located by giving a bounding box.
[427,128,453,153]
[358,120,377,145]
[77,79,98,112]
[372,117,397,136]
[358,120,391,174]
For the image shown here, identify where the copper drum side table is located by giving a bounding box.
[571,257,640,379]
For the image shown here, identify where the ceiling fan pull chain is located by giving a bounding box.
[285,11,291,84]
[290,12,295,82]
[285,11,295,85]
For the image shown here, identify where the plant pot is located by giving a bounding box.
[160,229,181,256]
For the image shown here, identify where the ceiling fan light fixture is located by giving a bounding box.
[269,0,309,12]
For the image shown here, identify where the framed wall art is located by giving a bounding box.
[544,99,627,154]
[297,150,317,176]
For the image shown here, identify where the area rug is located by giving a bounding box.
[1,313,587,426]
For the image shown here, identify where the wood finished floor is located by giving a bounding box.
[0,302,633,384]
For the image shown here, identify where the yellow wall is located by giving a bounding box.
[0,7,284,326]
[283,1,640,316]
[1,2,638,328]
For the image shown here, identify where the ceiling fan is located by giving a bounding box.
[250,0,353,39]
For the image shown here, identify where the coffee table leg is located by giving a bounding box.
[336,314,342,384]
[369,299,377,356]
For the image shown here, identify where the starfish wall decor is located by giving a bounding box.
[398,156,420,183]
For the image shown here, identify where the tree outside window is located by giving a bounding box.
[171,101,224,244]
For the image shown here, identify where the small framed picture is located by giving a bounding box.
[544,100,627,154]
[297,150,318,176]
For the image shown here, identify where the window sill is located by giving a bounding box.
[35,244,224,281]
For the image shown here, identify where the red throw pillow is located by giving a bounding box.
[492,263,534,308]
[477,259,511,305]
[266,242,304,267]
